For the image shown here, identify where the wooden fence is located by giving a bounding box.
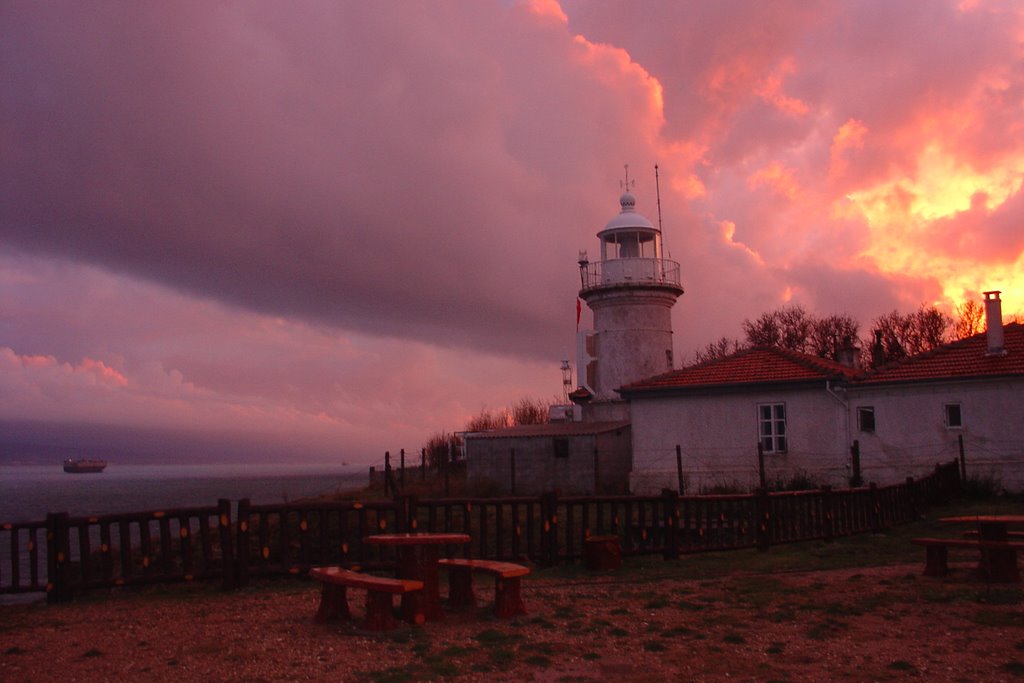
[1,461,961,602]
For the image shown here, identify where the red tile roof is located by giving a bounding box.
[856,323,1024,385]
[619,346,861,395]
[621,324,1024,395]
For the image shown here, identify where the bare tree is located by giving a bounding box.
[464,407,511,432]
[777,305,815,354]
[693,336,744,364]
[511,397,549,425]
[810,314,860,361]
[742,304,816,354]
[953,299,984,340]
[867,304,951,367]
[423,431,462,468]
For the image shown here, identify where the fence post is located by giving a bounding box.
[510,448,516,495]
[868,483,882,533]
[400,448,406,490]
[218,498,235,590]
[421,448,427,482]
[394,494,418,533]
[384,452,392,496]
[540,491,559,567]
[820,485,834,542]
[675,445,684,495]
[757,442,766,490]
[755,488,770,552]
[849,440,863,488]
[957,435,966,485]
[444,441,451,496]
[905,477,917,520]
[661,489,680,560]
[46,512,71,603]
[236,498,251,589]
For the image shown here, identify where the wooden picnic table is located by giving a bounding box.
[937,516,1024,582]
[364,532,470,622]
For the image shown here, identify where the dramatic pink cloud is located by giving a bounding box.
[2,1,1023,463]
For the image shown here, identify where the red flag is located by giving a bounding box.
[576,298,582,331]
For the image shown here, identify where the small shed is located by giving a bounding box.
[464,421,631,495]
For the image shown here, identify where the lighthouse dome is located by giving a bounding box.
[603,191,656,232]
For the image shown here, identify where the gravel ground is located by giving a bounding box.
[2,561,1024,682]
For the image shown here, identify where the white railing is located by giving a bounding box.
[579,258,682,291]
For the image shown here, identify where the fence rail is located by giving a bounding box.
[1,461,961,602]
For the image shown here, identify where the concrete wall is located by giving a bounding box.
[466,428,632,495]
[629,386,850,494]
[848,378,1024,491]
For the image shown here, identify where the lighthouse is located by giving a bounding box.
[573,177,684,421]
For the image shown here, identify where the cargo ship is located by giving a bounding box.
[63,458,107,473]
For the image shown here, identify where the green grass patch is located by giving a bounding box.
[473,628,522,646]
[806,617,848,640]
[361,665,418,683]
[523,654,552,668]
[888,660,917,673]
[1002,660,1024,677]
[973,610,1024,628]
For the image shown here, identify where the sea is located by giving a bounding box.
[0,462,369,524]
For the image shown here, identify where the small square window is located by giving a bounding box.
[553,437,570,458]
[858,407,875,433]
[945,404,963,429]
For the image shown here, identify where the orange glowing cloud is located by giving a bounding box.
[754,58,808,116]
[844,141,1024,306]
[830,118,869,181]
[749,161,800,200]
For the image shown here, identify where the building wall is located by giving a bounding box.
[466,429,632,495]
[629,386,850,494]
[848,378,1024,491]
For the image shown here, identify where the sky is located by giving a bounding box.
[2,0,1024,465]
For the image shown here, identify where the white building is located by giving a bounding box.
[623,292,1024,493]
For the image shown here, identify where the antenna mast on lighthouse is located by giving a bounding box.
[655,164,666,257]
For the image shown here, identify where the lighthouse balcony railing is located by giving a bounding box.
[579,257,681,291]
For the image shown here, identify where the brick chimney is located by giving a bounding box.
[983,290,1005,356]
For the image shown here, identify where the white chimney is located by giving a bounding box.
[983,290,1005,356]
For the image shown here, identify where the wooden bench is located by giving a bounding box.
[437,559,530,618]
[911,538,1024,582]
[309,566,424,631]
[963,530,1024,540]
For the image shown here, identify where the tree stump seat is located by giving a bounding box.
[437,559,529,618]
[584,535,622,571]
[309,566,424,631]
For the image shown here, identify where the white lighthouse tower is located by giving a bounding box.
[573,173,684,421]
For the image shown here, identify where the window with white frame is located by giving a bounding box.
[758,403,787,454]
[944,403,963,429]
